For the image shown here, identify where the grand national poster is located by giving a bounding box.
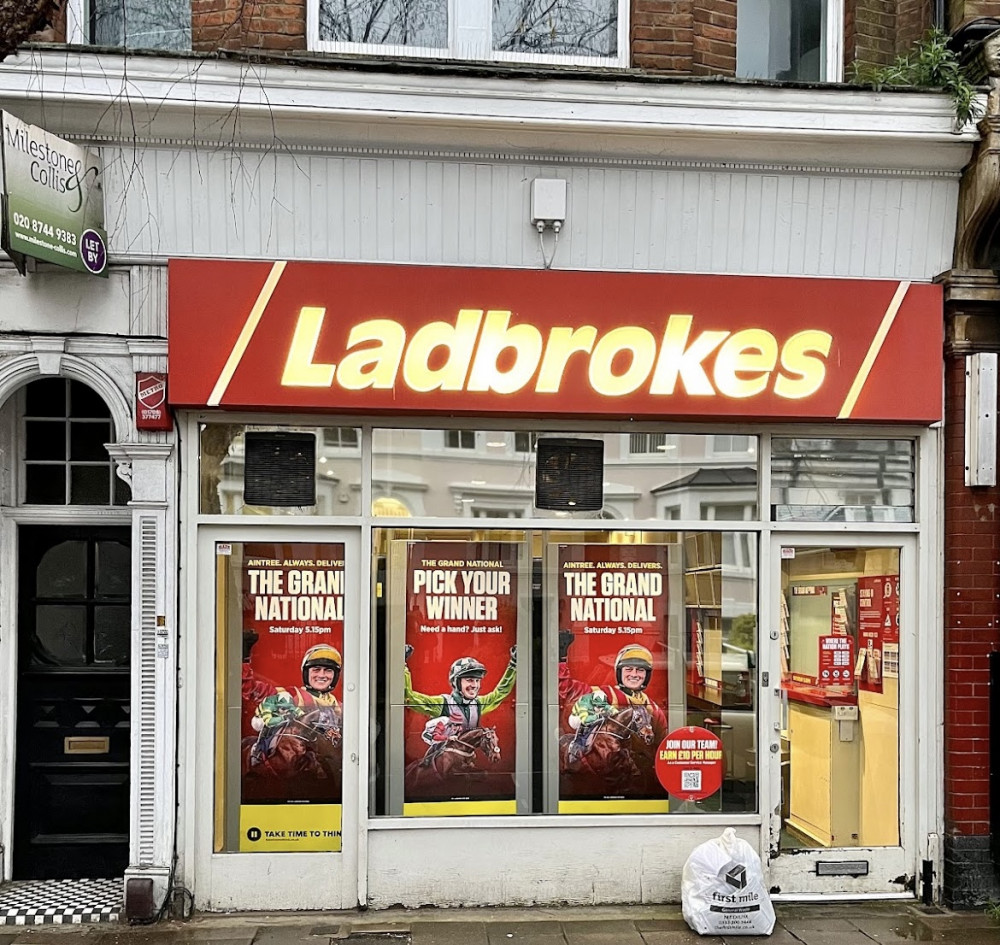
[400,540,519,815]
[238,542,345,852]
[556,543,670,813]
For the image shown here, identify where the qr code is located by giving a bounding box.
[681,770,702,791]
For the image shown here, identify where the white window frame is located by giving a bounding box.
[735,0,843,83]
[307,0,629,68]
[65,0,193,48]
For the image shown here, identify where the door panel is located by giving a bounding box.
[766,537,909,896]
[14,525,131,880]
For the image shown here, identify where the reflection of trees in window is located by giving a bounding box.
[319,0,448,46]
[92,0,191,49]
[493,0,617,56]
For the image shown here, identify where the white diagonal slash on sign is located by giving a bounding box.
[207,260,287,407]
[837,281,909,420]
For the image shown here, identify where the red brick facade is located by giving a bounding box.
[191,0,305,52]
[692,0,736,76]
[631,0,695,74]
[943,354,997,843]
[632,0,930,75]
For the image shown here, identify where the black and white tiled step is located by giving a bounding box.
[0,878,121,925]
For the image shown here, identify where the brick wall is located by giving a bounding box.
[844,0,898,71]
[895,0,931,54]
[192,0,305,53]
[632,0,694,74]
[692,0,736,76]
[635,0,924,77]
[943,352,1000,906]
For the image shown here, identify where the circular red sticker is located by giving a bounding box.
[654,725,724,801]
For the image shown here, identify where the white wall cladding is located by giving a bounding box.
[102,145,958,281]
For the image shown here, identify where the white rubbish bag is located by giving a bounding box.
[681,828,775,936]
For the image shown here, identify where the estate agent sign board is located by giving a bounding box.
[0,112,107,276]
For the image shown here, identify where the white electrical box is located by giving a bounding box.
[530,178,567,226]
[833,704,858,721]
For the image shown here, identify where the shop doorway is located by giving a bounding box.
[191,528,361,911]
[13,525,131,880]
[766,536,913,896]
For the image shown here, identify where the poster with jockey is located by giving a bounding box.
[401,540,519,814]
[238,542,345,851]
[556,542,670,813]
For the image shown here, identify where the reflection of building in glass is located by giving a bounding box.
[370,429,760,521]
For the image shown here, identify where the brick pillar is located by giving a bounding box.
[692,0,736,76]
[631,0,694,73]
[844,0,897,72]
[941,271,1000,908]
[192,0,305,53]
[895,0,931,54]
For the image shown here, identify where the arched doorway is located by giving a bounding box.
[10,378,132,880]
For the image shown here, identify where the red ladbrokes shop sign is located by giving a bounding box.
[167,260,942,423]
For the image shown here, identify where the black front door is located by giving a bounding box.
[14,525,131,880]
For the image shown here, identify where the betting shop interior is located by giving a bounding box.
[175,261,936,907]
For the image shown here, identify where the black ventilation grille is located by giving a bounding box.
[244,432,316,507]
[535,438,604,511]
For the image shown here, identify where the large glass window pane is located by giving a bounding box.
[373,429,758,520]
[371,526,758,817]
[199,423,362,516]
[91,0,192,49]
[779,547,899,848]
[493,0,618,57]
[318,0,448,47]
[771,438,915,523]
[737,0,824,80]
[215,542,347,853]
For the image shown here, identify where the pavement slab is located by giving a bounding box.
[782,931,888,945]
[562,919,645,945]
[847,916,930,941]
[410,922,488,945]
[639,932,720,945]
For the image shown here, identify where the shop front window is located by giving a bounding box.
[370,526,757,817]
[215,541,348,853]
[372,428,758,521]
[770,438,915,523]
[199,422,362,516]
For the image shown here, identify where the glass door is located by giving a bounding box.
[192,527,361,910]
[765,535,913,896]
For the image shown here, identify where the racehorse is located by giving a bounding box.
[404,726,501,790]
[558,705,657,796]
[241,714,343,801]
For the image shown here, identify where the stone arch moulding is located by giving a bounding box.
[0,351,134,444]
